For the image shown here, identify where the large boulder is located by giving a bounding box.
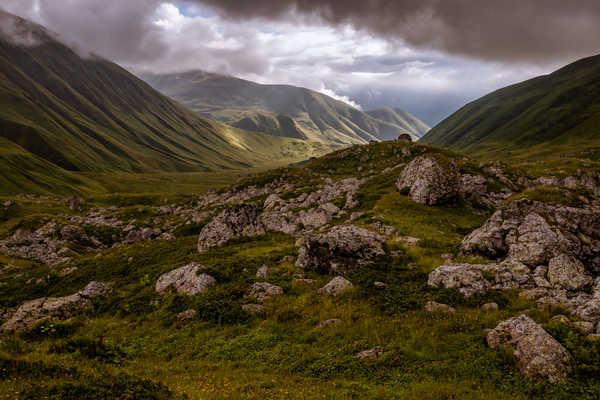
[296,225,385,274]
[461,199,598,269]
[396,155,459,205]
[198,204,265,252]
[155,263,216,296]
[486,315,571,383]
[0,281,112,332]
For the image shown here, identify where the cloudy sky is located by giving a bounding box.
[2,0,600,125]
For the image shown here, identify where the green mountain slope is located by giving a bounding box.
[366,107,430,137]
[0,137,104,195]
[0,11,330,175]
[420,54,600,159]
[142,71,424,143]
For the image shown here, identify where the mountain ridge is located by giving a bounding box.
[141,70,428,144]
[420,54,600,159]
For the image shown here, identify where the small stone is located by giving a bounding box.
[242,304,265,314]
[574,321,595,335]
[176,309,196,324]
[246,282,284,302]
[425,301,456,314]
[550,315,570,325]
[316,318,341,329]
[481,302,499,311]
[155,263,216,296]
[317,276,354,296]
[374,281,387,289]
[354,346,386,361]
[256,265,268,279]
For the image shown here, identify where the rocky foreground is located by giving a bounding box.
[1,139,600,395]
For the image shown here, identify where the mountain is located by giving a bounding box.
[0,11,330,176]
[420,54,600,159]
[365,107,429,137]
[141,71,426,143]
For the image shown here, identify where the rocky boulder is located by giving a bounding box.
[487,315,571,383]
[296,225,385,274]
[428,260,533,297]
[547,254,592,291]
[155,263,216,296]
[198,204,265,252]
[397,155,459,205]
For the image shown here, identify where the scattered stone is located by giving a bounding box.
[317,276,353,296]
[574,321,595,334]
[550,315,570,325]
[60,225,86,241]
[176,309,197,324]
[242,303,265,314]
[3,200,15,207]
[425,301,456,314]
[155,263,216,296]
[57,267,78,277]
[296,225,385,274]
[374,281,387,289]
[481,302,499,311]
[486,315,571,383]
[79,281,113,298]
[316,318,341,329]
[198,204,265,252]
[256,265,268,279]
[397,155,459,205]
[246,282,284,302]
[68,197,85,212]
[354,346,386,361]
[396,236,420,247]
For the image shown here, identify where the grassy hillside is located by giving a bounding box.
[0,11,332,176]
[366,107,430,136]
[0,137,104,195]
[420,54,600,160]
[142,71,424,143]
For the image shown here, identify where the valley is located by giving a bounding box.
[1,6,600,400]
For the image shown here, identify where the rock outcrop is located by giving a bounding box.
[1,282,112,332]
[198,204,265,252]
[397,155,459,205]
[296,225,385,274]
[155,263,216,296]
[487,315,571,383]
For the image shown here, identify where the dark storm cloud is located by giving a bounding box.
[196,0,600,62]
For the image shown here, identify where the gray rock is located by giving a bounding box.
[296,225,385,274]
[547,254,592,291]
[198,204,265,252]
[397,155,459,205]
[354,346,386,361]
[425,301,456,314]
[317,276,353,296]
[482,302,499,311]
[68,197,85,212]
[487,315,571,383]
[427,260,532,297]
[176,309,197,324]
[574,321,595,334]
[316,318,341,329]
[60,225,86,241]
[155,263,216,296]
[0,281,112,332]
[256,265,268,279]
[246,282,284,302]
[242,304,265,314]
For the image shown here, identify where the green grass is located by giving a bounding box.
[421,54,600,161]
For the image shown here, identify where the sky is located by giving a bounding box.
[2,0,599,125]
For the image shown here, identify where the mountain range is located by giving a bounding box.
[0,11,334,180]
[142,71,429,144]
[421,54,600,159]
